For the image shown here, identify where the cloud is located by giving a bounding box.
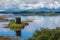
[0,0,60,10]
[0,10,4,11]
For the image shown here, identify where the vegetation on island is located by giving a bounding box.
[5,21,28,31]
[5,20,33,31]
[28,27,60,40]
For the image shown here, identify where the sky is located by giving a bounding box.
[0,0,60,11]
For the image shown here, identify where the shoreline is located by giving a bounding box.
[0,16,9,22]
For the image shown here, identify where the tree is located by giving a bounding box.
[28,27,60,40]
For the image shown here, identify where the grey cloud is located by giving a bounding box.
[0,0,60,10]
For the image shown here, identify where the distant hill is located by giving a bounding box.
[0,10,60,16]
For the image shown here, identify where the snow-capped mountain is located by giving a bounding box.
[0,0,60,12]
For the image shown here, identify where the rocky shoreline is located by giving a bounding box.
[0,16,9,22]
[0,36,11,40]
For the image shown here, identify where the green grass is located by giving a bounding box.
[10,21,27,26]
[8,21,29,30]
[10,20,32,27]
[5,20,33,31]
[10,21,23,26]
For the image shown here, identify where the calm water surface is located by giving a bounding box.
[0,13,60,40]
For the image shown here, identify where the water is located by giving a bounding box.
[0,13,60,40]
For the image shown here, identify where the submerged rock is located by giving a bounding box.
[0,36,11,40]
